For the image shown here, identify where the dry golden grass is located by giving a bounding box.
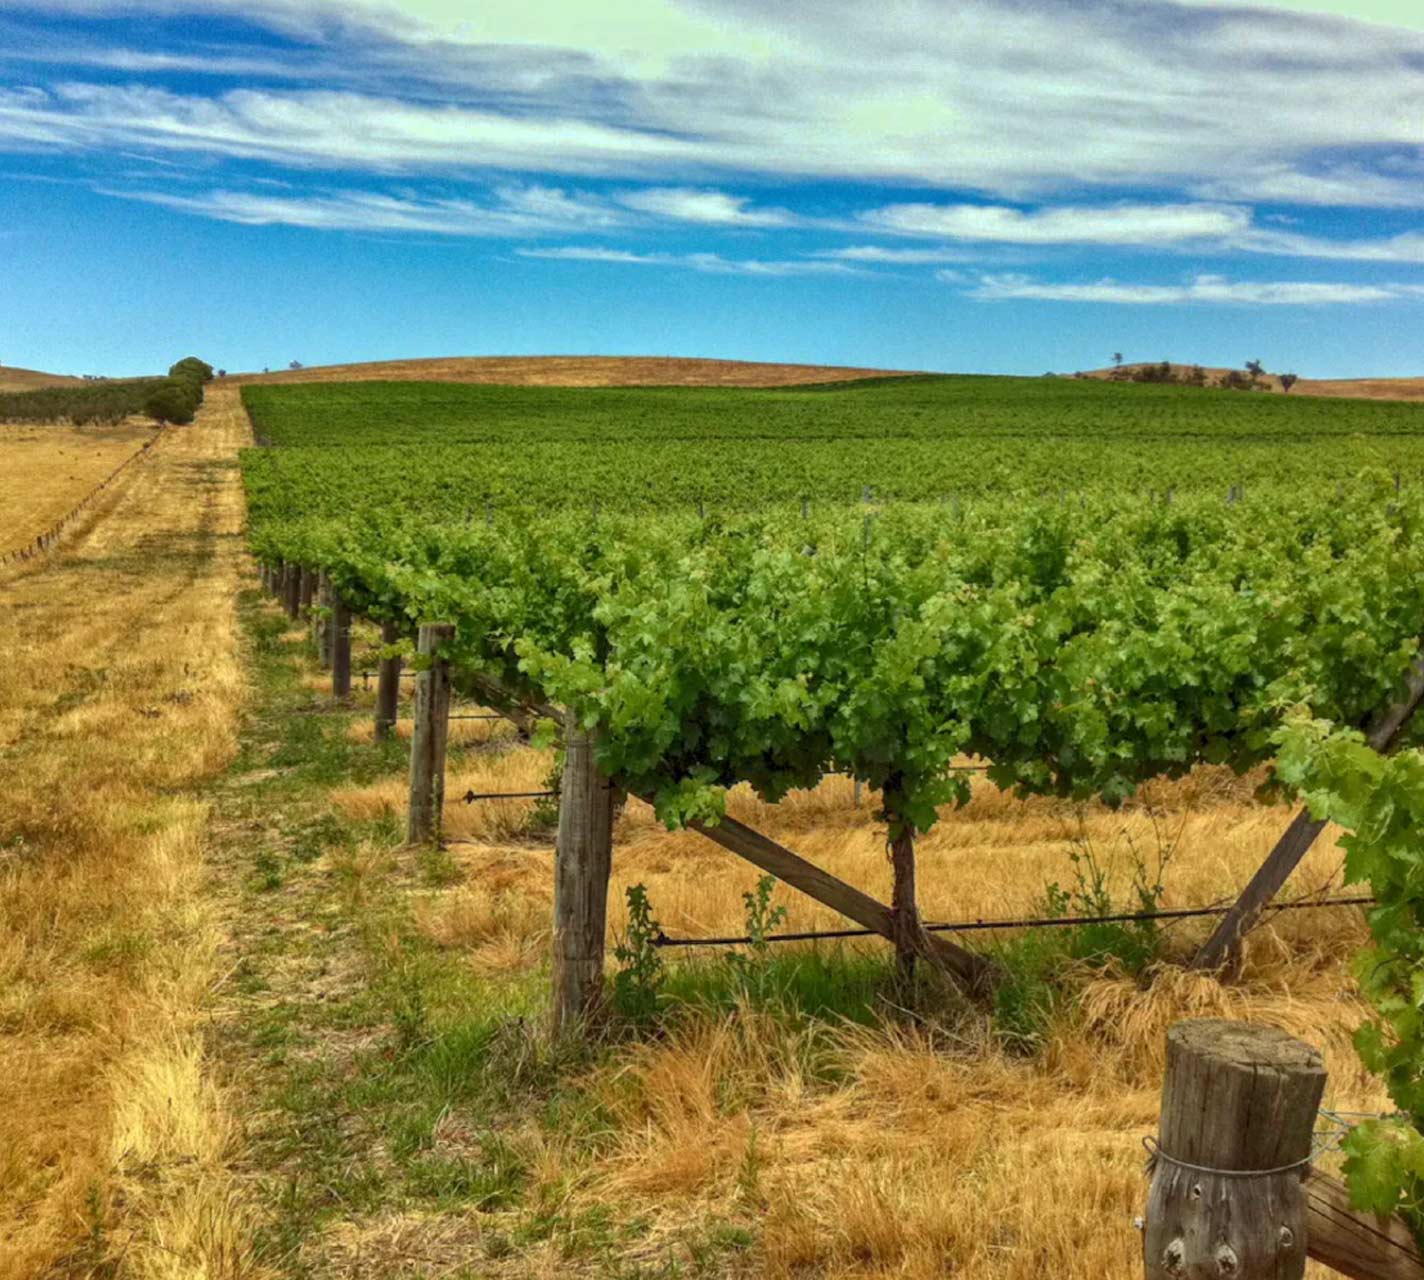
[0,365,84,391]
[373,741,1379,1279]
[0,386,262,1278]
[1293,376,1424,401]
[230,354,915,388]
[0,419,157,555]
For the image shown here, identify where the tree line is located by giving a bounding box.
[0,357,216,426]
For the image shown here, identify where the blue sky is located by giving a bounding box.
[4,0,1424,377]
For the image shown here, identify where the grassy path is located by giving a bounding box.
[0,387,257,1277]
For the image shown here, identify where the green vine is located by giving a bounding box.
[1275,713,1424,1237]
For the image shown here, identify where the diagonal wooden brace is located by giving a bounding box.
[689,813,995,996]
[1192,647,1424,972]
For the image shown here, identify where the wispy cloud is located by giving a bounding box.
[5,1,1424,203]
[0,84,702,175]
[99,183,631,235]
[518,246,860,276]
[961,272,1411,306]
[615,187,799,227]
[861,201,1252,245]
[1191,165,1424,209]
[811,245,984,265]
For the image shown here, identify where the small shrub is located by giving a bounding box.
[727,875,788,1003]
[612,884,665,1024]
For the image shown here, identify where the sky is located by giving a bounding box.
[4,0,1424,377]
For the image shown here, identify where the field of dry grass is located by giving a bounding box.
[231,354,916,388]
[217,608,1377,1279]
[0,419,158,556]
[0,365,84,392]
[0,388,258,1278]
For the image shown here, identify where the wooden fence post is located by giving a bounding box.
[331,596,352,697]
[283,562,301,619]
[271,558,285,600]
[1145,1020,1324,1280]
[299,566,315,619]
[315,572,333,669]
[1146,1019,1424,1280]
[375,619,403,741]
[406,623,454,845]
[552,725,615,1037]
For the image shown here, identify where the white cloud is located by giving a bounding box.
[962,271,1406,305]
[0,83,703,175]
[1174,0,1424,32]
[518,246,859,276]
[1232,227,1424,263]
[811,245,983,264]
[615,187,798,227]
[860,201,1252,245]
[1192,165,1424,209]
[5,1,1424,206]
[97,182,630,235]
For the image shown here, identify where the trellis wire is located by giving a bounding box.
[650,894,1375,949]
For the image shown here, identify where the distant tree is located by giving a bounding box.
[1112,352,1124,367]
[216,369,227,379]
[262,367,270,374]
[1280,372,1298,393]
[1245,358,1265,378]
[169,356,214,383]
[1185,364,1207,387]
[144,381,197,425]
[288,360,304,370]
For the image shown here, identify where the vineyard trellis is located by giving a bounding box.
[240,373,1424,1267]
[257,555,1420,1024]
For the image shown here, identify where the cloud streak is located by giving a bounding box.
[518,246,859,276]
[860,201,1253,245]
[97,182,632,235]
[5,1,1424,203]
[961,272,1413,306]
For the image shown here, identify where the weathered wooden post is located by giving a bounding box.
[331,595,352,698]
[1145,1020,1324,1280]
[374,619,403,741]
[552,725,615,1037]
[406,623,454,844]
[298,566,315,619]
[271,558,285,599]
[283,562,301,619]
[315,572,333,669]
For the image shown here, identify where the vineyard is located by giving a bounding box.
[235,371,1424,1274]
[242,374,1424,826]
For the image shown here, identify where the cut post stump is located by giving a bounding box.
[1145,1020,1325,1280]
